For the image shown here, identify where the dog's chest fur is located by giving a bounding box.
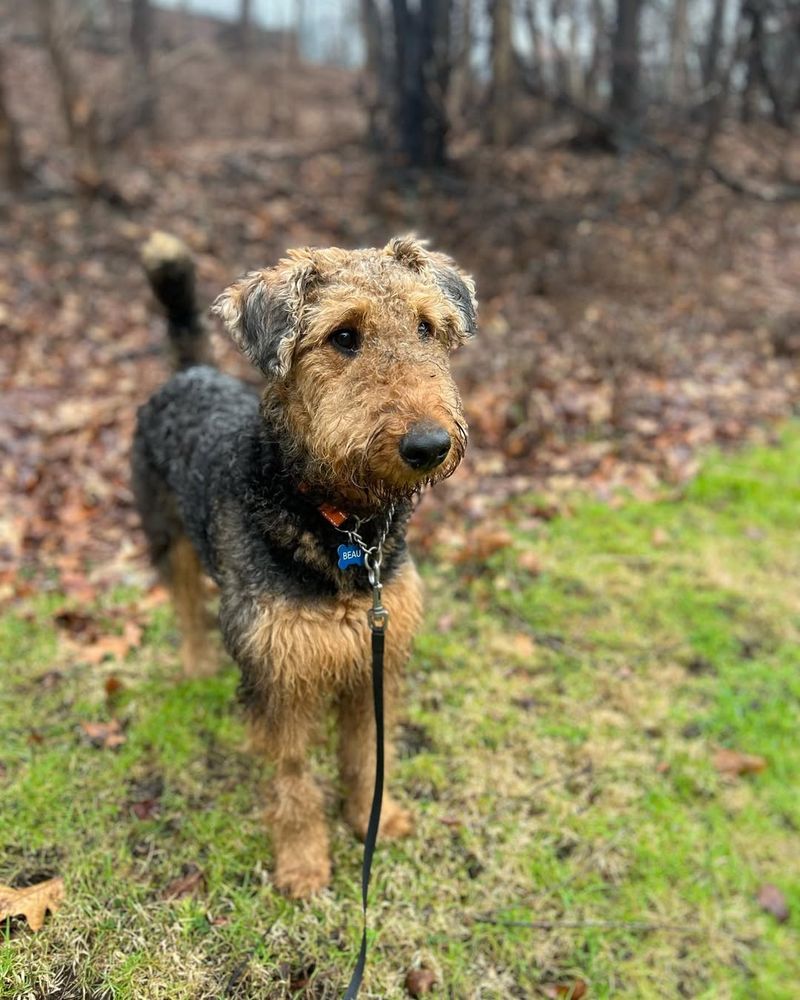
[243,559,423,691]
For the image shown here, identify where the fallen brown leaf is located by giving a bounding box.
[543,980,588,999]
[518,550,542,574]
[757,883,789,923]
[713,748,767,776]
[131,798,160,820]
[405,967,437,997]
[80,622,142,665]
[54,608,100,641]
[0,876,65,931]
[455,527,513,563]
[162,864,205,901]
[289,965,315,991]
[104,675,124,699]
[80,718,126,749]
[135,585,170,611]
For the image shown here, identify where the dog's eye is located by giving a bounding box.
[329,328,360,355]
[418,320,433,339]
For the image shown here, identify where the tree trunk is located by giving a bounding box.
[740,0,789,128]
[0,45,24,191]
[238,0,252,53]
[390,0,452,168]
[609,0,642,122]
[360,0,388,148]
[293,0,305,65]
[702,0,728,90]
[667,0,689,104]
[522,0,547,96]
[450,0,475,122]
[584,0,606,106]
[549,0,569,99]
[34,0,103,186]
[489,0,513,146]
[565,1,583,101]
[689,10,749,194]
[130,0,156,129]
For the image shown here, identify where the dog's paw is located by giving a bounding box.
[380,800,415,840]
[274,859,331,899]
[346,797,415,841]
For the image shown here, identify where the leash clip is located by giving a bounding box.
[365,548,389,632]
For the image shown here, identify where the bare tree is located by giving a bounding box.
[450,0,476,121]
[740,0,789,127]
[390,0,452,167]
[702,0,729,91]
[610,0,643,122]
[360,0,389,148]
[237,0,252,53]
[667,0,690,103]
[293,0,305,65]
[489,0,514,145]
[33,0,103,185]
[522,0,548,96]
[690,14,744,191]
[130,0,156,129]
[585,0,608,106]
[0,45,24,191]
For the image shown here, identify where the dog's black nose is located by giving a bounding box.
[399,422,451,472]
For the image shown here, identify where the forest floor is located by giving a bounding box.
[1,41,799,602]
[2,428,799,998]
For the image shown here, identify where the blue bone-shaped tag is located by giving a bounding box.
[337,543,365,570]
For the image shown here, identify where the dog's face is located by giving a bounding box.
[212,237,476,509]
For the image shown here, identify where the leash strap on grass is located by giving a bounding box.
[343,623,385,999]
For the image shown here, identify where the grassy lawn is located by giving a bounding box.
[2,428,799,999]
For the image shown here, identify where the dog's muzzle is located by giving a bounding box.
[398,421,451,472]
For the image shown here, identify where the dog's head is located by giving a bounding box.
[212,237,477,510]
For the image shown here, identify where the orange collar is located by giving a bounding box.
[316,501,349,528]
[297,482,350,528]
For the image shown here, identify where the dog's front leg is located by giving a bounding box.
[251,694,331,899]
[337,676,414,842]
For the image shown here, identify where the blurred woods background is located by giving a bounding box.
[0,0,798,592]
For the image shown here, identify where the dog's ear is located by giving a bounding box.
[211,252,318,377]
[387,235,478,342]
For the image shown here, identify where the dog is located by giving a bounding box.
[132,232,477,898]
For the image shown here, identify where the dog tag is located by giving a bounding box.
[337,544,365,570]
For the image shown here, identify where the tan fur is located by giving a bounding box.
[194,237,475,897]
[244,561,422,896]
[244,559,423,694]
[213,237,474,511]
[169,537,216,678]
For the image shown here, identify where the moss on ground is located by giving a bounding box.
[2,428,799,998]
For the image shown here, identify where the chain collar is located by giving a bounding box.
[332,505,395,631]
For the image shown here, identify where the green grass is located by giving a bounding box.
[2,428,800,998]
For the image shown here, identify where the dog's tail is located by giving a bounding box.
[141,231,212,371]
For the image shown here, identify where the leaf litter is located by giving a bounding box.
[0,876,65,932]
[1,43,798,606]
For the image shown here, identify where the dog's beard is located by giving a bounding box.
[290,421,467,514]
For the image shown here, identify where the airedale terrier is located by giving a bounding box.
[132,233,477,898]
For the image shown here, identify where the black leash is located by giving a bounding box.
[342,544,389,999]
